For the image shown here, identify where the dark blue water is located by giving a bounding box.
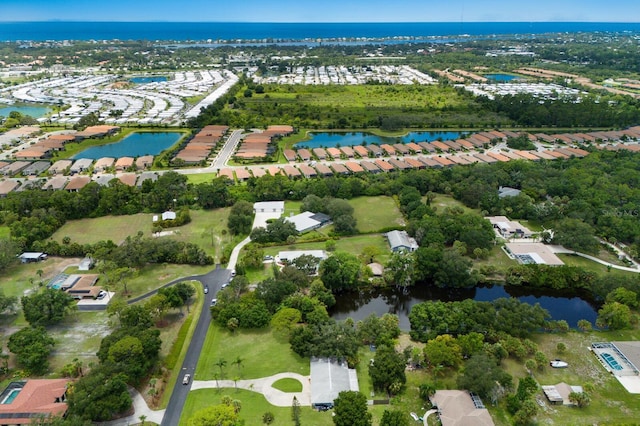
[1,22,639,42]
[485,73,522,82]
[130,76,168,84]
[0,105,50,118]
[296,131,464,148]
[72,132,182,159]
[331,284,597,331]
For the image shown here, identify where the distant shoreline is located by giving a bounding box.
[1,21,639,42]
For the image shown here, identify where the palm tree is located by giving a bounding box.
[215,358,227,379]
[232,356,244,377]
[139,415,147,425]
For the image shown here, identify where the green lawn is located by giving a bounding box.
[348,196,405,233]
[185,172,218,185]
[164,208,233,262]
[557,253,637,278]
[50,213,154,245]
[195,325,309,380]
[497,329,640,426]
[0,226,10,239]
[429,194,477,214]
[272,378,303,392]
[180,389,332,426]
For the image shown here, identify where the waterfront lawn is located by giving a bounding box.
[180,389,332,426]
[50,213,154,245]
[261,234,391,263]
[195,324,309,380]
[558,253,636,278]
[498,329,640,425]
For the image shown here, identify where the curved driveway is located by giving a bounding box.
[191,372,311,407]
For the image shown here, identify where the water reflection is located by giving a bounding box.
[331,284,598,331]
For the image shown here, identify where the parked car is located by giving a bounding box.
[204,286,209,294]
[210,298,217,307]
[550,359,568,368]
[221,282,229,289]
[97,290,107,300]
[230,269,236,277]
[183,374,191,385]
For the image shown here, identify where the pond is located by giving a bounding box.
[0,104,50,118]
[484,73,522,82]
[331,284,598,331]
[130,76,168,84]
[295,131,465,149]
[72,132,183,159]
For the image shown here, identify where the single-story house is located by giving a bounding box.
[430,390,494,426]
[385,230,418,252]
[18,252,48,263]
[253,201,285,214]
[542,383,584,406]
[0,380,69,424]
[278,250,328,265]
[310,357,359,410]
[486,216,533,239]
[285,211,332,233]
[498,186,522,198]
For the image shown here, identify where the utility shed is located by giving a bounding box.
[310,358,359,410]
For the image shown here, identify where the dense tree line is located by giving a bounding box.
[409,298,550,342]
[478,93,640,128]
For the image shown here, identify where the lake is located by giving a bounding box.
[130,76,168,84]
[72,132,183,159]
[0,105,50,118]
[296,131,464,149]
[484,73,522,82]
[331,284,598,331]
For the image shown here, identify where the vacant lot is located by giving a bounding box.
[349,196,404,233]
[229,84,506,129]
[195,325,308,380]
[185,172,218,185]
[165,208,233,262]
[51,213,154,245]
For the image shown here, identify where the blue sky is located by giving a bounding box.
[2,0,639,22]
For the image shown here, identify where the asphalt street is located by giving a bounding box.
[161,266,232,426]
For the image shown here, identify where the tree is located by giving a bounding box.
[423,334,462,368]
[333,391,372,426]
[0,239,20,272]
[606,287,639,309]
[457,353,512,399]
[67,369,132,421]
[262,411,275,424]
[552,218,600,255]
[270,307,302,335]
[291,396,301,426]
[189,403,240,426]
[227,201,254,235]
[380,410,410,426]
[319,252,362,292]
[8,326,55,375]
[215,358,227,379]
[0,289,17,315]
[577,319,593,332]
[569,391,591,408]
[21,288,76,326]
[369,345,407,396]
[596,301,632,330]
[384,252,415,288]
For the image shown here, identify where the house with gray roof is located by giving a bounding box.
[22,161,50,176]
[310,357,359,410]
[285,211,332,233]
[498,186,522,198]
[385,230,418,252]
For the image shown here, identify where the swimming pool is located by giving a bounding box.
[1,389,20,404]
[601,352,624,371]
[48,273,69,290]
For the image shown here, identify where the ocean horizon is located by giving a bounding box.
[1,21,639,42]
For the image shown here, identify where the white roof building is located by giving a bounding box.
[385,230,418,252]
[278,250,328,264]
[253,201,284,213]
[285,211,332,233]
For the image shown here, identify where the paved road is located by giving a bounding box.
[210,129,243,170]
[161,266,231,426]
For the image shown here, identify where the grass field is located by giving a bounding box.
[180,388,332,426]
[349,196,405,233]
[230,84,505,130]
[558,253,637,278]
[195,325,309,380]
[271,378,303,392]
[165,208,233,262]
[51,213,154,245]
[0,226,10,239]
[185,172,218,185]
[429,194,477,214]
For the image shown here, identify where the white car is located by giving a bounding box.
[204,286,209,294]
[183,374,191,385]
[210,298,217,307]
[550,360,568,368]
